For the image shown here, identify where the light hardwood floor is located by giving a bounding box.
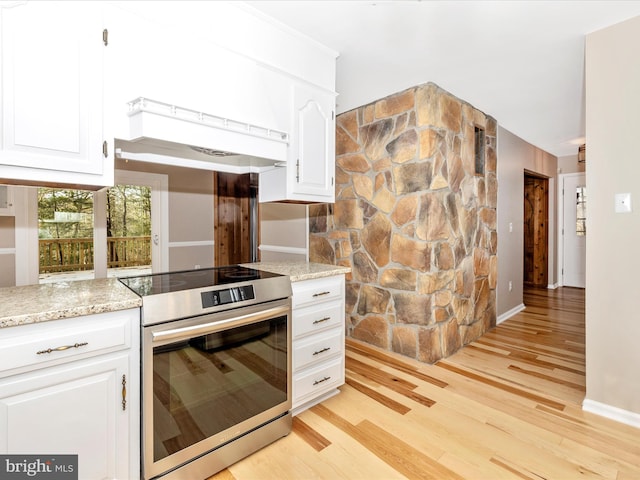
[210,287,640,479]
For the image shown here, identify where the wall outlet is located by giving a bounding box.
[508,280,513,292]
[195,264,201,269]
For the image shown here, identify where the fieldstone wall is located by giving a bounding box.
[309,82,498,363]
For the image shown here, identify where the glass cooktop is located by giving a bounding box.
[119,265,282,297]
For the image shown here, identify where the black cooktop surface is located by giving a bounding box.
[119,265,282,296]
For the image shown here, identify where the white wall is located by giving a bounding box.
[116,160,215,271]
[259,203,308,262]
[585,15,640,418]
[497,127,558,319]
[558,154,586,175]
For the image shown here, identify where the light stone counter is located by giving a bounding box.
[0,278,141,329]
[242,261,350,282]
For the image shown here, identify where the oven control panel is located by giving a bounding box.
[201,285,255,308]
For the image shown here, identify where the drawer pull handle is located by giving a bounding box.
[312,291,331,297]
[313,376,331,386]
[36,342,88,355]
[313,347,331,356]
[313,317,331,325]
[122,375,127,411]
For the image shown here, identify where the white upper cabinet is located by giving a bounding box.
[0,2,111,189]
[260,83,336,203]
[0,1,337,201]
[291,84,336,200]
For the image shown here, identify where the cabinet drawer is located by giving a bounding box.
[0,311,134,378]
[293,357,344,404]
[293,328,343,371]
[293,300,343,339]
[292,276,344,309]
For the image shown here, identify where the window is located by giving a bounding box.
[576,186,586,236]
[106,184,152,275]
[474,126,485,175]
[37,182,155,282]
[38,188,94,281]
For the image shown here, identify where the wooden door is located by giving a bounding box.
[214,172,257,266]
[523,173,549,287]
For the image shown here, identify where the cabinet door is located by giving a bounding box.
[290,84,336,201]
[104,3,290,144]
[0,354,131,480]
[0,2,109,187]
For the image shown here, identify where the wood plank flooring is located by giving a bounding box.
[209,287,640,479]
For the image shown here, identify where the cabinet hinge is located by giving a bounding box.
[102,140,108,158]
[331,177,334,186]
[332,111,335,120]
[296,159,300,183]
[103,28,108,46]
[121,374,127,411]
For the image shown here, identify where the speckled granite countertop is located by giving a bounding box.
[242,261,350,282]
[0,278,141,329]
[0,263,349,329]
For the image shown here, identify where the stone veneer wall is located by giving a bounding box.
[309,82,498,363]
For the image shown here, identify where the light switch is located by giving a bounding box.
[615,193,632,213]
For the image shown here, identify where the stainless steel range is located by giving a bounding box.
[119,265,292,480]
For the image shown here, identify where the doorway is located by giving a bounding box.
[93,170,168,278]
[559,173,586,288]
[523,171,549,287]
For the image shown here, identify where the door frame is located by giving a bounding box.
[557,172,586,287]
[94,169,169,276]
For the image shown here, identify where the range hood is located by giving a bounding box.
[115,98,289,174]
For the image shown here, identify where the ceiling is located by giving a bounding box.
[247,1,640,157]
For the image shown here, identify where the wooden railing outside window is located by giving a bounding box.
[39,236,151,273]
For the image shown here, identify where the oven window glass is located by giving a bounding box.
[152,315,288,461]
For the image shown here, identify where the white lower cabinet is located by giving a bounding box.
[0,309,140,480]
[291,275,345,414]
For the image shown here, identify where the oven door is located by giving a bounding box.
[142,297,291,479]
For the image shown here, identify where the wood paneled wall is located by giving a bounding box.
[213,172,256,266]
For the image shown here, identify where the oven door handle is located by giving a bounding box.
[150,304,290,344]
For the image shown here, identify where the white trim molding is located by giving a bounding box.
[168,240,215,248]
[259,244,308,256]
[497,303,525,324]
[582,399,640,429]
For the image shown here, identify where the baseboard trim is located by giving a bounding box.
[547,283,558,289]
[497,303,525,324]
[582,399,640,429]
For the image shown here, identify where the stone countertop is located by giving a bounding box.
[241,261,351,282]
[0,278,142,329]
